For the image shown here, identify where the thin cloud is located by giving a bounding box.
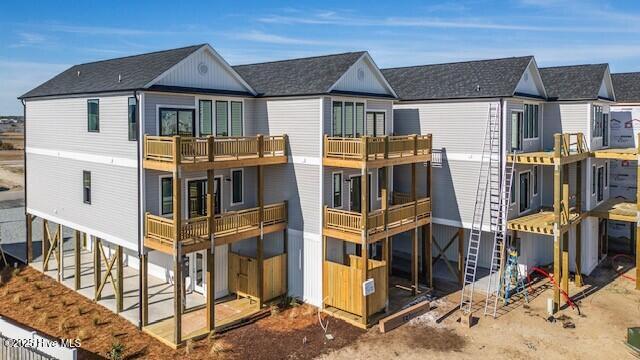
[43,23,179,36]
[233,30,332,46]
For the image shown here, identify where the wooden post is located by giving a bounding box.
[94,237,101,301]
[561,164,570,297]
[42,220,49,271]
[57,224,63,282]
[174,248,182,345]
[206,168,215,332]
[26,214,33,263]
[116,245,124,313]
[575,161,583,287]
[411,163,418,295]
[361,167,369,325]
[257,165,264,306]
[423,224,432,288]
[141,252,149,327]
[636,133,640,290]
[457,228,464,286]
[283,226,288,297]
[74,231,81,290]
[380,166,390,298]
[552,134,561,312]
[322,234,327,310]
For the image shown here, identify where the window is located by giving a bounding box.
[83,171,91,204]
[230,101,243,136]
[592,165,596,195]
[332,172,342,208]
[159,108,195,136]
[605,162,609,188]
[199,100,213,135]
[231,169,243,205]
[593,105,604,138]
[510,179,516,204]
[87,99,99,132]
[523,104,539,139]
[378,168,385,198]
[533,166,538,196]
[597,166,604,202]
[366,112,385,136]
[355,103,365,136]
[188,179,207,217]
[332,102,343,136]
[519,172,530,213]
[216,101,228,136]
[128,97,137,141]
[511,111,523,151]
[344,102,354,137]
[161,177,173,215]
[603,113,609,146]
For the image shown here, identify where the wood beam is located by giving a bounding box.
[575,222,583,287]
[74,231,81,290]
[206,168,215,333]
[94,237,101,301]
[361,164,369,326]
[257,165,264,307]
[411,163,418,295]
[562,231,569,302]
[141,252,148,327]
[57,224,62,282]
[42,219,49,271]
[174,247,182,345]
[553,135,562,312]
[116,245,124,313]
[26,214,33,263]
[457,228,464,286]
[637,132,640,290]
[423,224,432,288]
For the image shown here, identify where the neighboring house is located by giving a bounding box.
[19,44,423,345]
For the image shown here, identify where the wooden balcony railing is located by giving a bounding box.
[557,133,589,157]
[323,197,431,236]
[144,202,287,250]
[144,134,287,165]
[324,134,431,161]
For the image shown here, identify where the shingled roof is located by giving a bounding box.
[612,72,640,103]
[233,51,375,97]
[539,64,611,101]
[20,44,205,99]
[381,56,534,101]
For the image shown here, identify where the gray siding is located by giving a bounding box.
[507,164,543,220]
[505,98,543,153]
[27,153,138,250]
[143,92,195,135]
[324,166,387,211]
[25,94,136,159]
[323,97,394,136]
[542,102,588,150]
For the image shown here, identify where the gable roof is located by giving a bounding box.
[381,56,535,101]
[233,51,394,98]
[612,72,640,103]
[20,44,206,99]
[539,64,612,101]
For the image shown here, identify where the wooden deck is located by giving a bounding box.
[143,134,288,171]
[508,133,590,166]
[323,134,432,169]
[507,209,582,235]
[592,147,638,161]
[143,297,261,348]
[590,198,637,222]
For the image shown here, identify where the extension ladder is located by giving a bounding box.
[459,103,501,315]
[484,153,516,317]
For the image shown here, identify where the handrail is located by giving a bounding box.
[323,134,432,161]
[144,134,287,164]
[555,132,589,157]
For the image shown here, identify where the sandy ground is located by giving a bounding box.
[322,259,639,359]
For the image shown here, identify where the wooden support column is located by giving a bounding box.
[141,252,149,327]
[206,168,215,332]
[26,214,33,263]
[411,163,418,295]
[457,228,464,286]
[561,164,570,298]
[257,165,264,306]
[322,234,327,310]
[361,165,369,325]
[94,237,101,301]
[116,245,124,313]
[42,220,49,271]
[575,161,583,287]
[380,165,390,302]
[636,133,640,290]
[172,168,182,345]
[423,224,432,288]
[552,134,562,312]
[57,224,63,282]
[283,225,288,297]
[74,230,81,290]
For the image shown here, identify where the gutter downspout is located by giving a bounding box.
[22,98,27,265]
[134,90,143,329]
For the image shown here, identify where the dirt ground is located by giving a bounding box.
[323,257,640,359]
[0,131,24,190]
[0,266,364,359]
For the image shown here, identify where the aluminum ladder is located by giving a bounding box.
[500,248,529,305]
[484,153,515,317]
[459,103,501,315]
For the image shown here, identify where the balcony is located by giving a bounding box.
[323,197,431,243]
[143,134,288,171]
[508,133,590,166]
[144,202,288,254]
[323,134,432,169]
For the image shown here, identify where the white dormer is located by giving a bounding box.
[330,53,397,97]
[598,67,615,100]
[148,45,255,94]
[515,59,546,98]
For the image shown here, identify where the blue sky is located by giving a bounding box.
[2,0,640,114]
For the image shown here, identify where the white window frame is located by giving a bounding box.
[330,97,369,137]
[532,166,538,196]
[155,103,196,136]
[592,104,604,139]
[230,168,244,206]
[332,171,343,209]
[604,161,609,188]
[518,170,532,215]
[183,176,207,219]
[511,109,524,152]
[377,168,384,200]
[194,96,245,137]
[158,175,173,217]
[596,165,605,203]
[592,165,597,195]
[523,103,539,140]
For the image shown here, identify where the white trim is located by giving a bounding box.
[331,171,343,209]
[432,217,492,233]
[596,165,605,204]
[518,170,532,215]
[144,44,257,95]
[214,175,223,214]
[288,228,322,242]
[329,99,367,137]
[327,52,398,98]
[27,208,137,251]
[183,176,207,218]
[522,103,540,141]
[230,168,244,206]
[318,97,325,246]
[158,175,173,216]
[195,97,246,137]
[26,147,137,168]
[289,156,321,166]
[155,103,196,136]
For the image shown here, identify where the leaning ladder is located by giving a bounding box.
[459,103,501,315]
[484,153,515,317]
